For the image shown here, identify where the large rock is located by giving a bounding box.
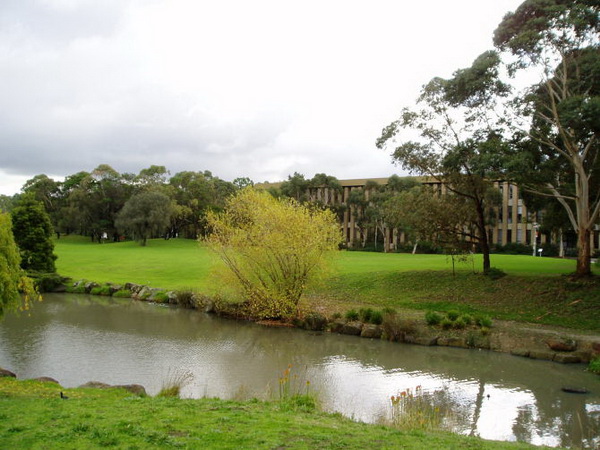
[554,353,581,364]
[546,338,577,352]
[304,313,328,331]
[31,376,60,384]
[360,324,382,339]
[79,381,111,389]
[0,367,16,378]
[341,321,363,336]
[113,384,147,396]
[437,337,468,348]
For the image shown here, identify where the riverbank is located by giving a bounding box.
[0,377,536,449]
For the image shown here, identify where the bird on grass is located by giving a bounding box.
[60,391,69,399]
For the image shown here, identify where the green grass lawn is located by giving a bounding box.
[0,378,534,449]
[54,235,600,331]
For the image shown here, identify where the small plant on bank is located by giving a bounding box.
[440,318,454,330]
[370,310,384,325]
[453,318,466,330]
[152,291,169,303]
[461,314,473,326]
[66,284,86,294]
[359,308,374,323]
[175,290,196,308]
[425,311,443,326]
[330,312,342,320]
[90,285,112,296]
[475,315,493,328]
[589,358,600,375]
[345,309,359,321]
[446,310,460,321]
[113,289,132,298]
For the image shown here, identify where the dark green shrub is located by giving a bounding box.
[485,267,506,280]
[425,311,443,326]
[345,309,359,321]
[358,308,374,323]
[493,243,532,255]
[541,243,559,257]
[370,310,384,325]
[113,289,132,298]
[446,310,460,321]
[330,312,342,320]
[28,272,64,292]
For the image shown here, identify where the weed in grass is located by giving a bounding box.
[277,364,317,412]
[345,309,359,321]
[389,386,454,431]
[157,369,194,398]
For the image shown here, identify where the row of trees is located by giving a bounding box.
[377,0,599,277]
[1,165,249,246]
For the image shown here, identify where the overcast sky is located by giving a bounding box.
[0,0,524,195]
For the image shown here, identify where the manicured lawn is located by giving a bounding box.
[0,378,534,449]
[54,235,600,331]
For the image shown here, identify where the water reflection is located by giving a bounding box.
[0,294,597,447]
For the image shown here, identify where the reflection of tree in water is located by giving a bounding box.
[512,395,600,449]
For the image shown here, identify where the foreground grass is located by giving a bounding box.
[0,378,534,449]
[54,235,600,331]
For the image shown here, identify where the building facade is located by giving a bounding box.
[304,177,600,255]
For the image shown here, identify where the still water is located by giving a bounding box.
[0,294,598,447]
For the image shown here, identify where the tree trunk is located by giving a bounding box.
[475,201,491,273]
[575,227,591,278]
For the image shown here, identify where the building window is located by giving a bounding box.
[507,229,513,243]
[517,206,523,223]
[508,208,513,224]
[497,230,503,245]
[517,228,523,243]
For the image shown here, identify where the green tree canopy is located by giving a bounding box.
[11,195,57,273]
[115,191,174,246]
[0,213,37,318]
[491,0,600,277]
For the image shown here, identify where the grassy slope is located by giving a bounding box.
[54,235,600,331]
[0,378,534,449]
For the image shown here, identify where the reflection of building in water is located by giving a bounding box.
[260,177,600,255]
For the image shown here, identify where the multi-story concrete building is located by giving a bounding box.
[299,177,600,255]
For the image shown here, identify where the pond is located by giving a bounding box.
[0,294,598,448]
